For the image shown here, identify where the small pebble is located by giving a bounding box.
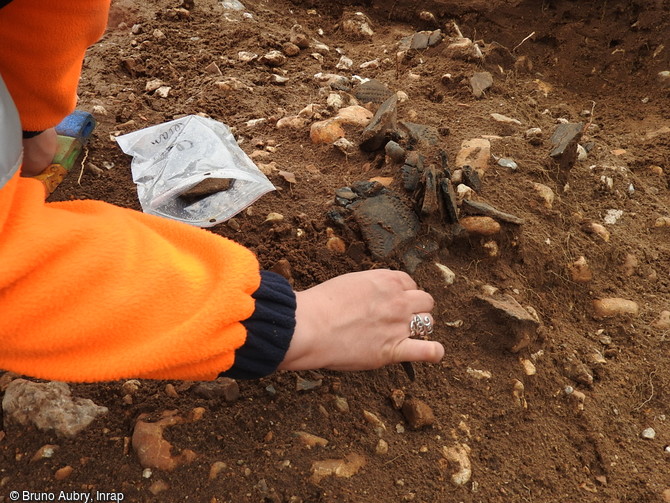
[54,466,73,480]
[434,263,455,285]
[641,427,656,440]
[375,439,389,455]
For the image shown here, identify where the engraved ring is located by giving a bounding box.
[409,314,433,337]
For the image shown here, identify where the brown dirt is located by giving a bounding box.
[2,0,670,501]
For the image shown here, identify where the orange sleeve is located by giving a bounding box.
[0,0,110,131]
[0,174,261,382]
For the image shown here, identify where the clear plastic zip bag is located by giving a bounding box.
[116,115,275,227]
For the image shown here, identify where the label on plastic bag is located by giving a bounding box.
[116,115,275,227]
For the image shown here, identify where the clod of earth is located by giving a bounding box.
[401,397,436,429]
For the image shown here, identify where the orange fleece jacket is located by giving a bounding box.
[0,0,109,131]
[0,173,262,382]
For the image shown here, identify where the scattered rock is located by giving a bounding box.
[155,86,171,98]
[565,360,593,386]
[525,127,543,145]
[341,12,374,39]
[533,182,555,209]
[444,37,482,61]
[549,122,583,183]
[389,389,405,409]
[276,116,307,129]
[209,461,227,480]
[204,62,222,76]
[375,439,389,455]
[520,358,537,376]
[512,380,527,408]
[335,105,373,127]
[333,396,350,413]
[583,222,610,242]
[592,298,639,318]
[260,50,287,67]
[459,216,501,236]
[121,379,141,395]
[491,113,522,125]
[294,431,329,449]
[289,24,310,49]
[191,378,239,402]
[604,209,624,225]
[569,256,593,283]
[497,157,518,170]
[132,410,197,471]
[470,71,493,98]
[441,444,472,486]
[2,380,108,438]
[455,138,491,175]
[401,398,436,429]
[164,384,179,398]
[363,410,387,436]
[310,453,366,483]
[566,387,586,412]
[296,376,322,391]
[31,444,59,463]
[310,119,345,144]
[238,51,258,63]
[54,466,74,481]
[641,427,656,440]
[435,263,456,285]
[467,367,492,380]
[145,79,165,92]
[336,55,354,70]
[658,70,670,88]
[264,212,285,224]
[282,42,301,57]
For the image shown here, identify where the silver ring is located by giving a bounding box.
[410,314,433,337]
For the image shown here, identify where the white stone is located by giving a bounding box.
[336,56,354,70]
[434,263,456,285]
[604,209,624,225]
[490,113,522,125]
[641,427,656,440]
[2,380,108,438]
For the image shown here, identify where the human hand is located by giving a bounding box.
[279,269,444,372]
[21,127,58,177]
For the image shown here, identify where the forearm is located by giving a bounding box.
[0,174,277,382]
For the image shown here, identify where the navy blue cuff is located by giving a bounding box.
[219,270,296,379]
[22,130,44,139]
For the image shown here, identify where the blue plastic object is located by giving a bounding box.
[55,110,96,145]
